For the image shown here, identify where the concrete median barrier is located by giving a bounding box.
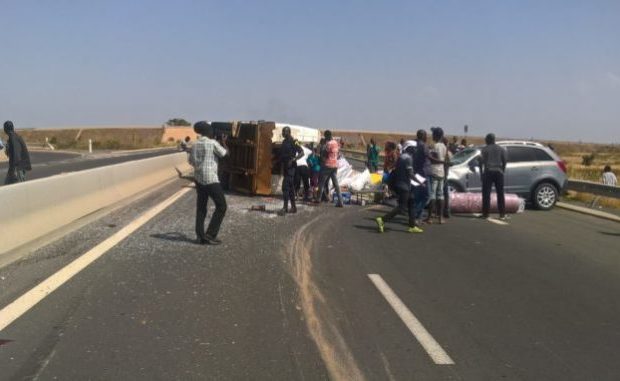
[0,152,191,258]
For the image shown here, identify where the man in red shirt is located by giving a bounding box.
[315,130,344,207]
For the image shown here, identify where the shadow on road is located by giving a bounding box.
[599,231,620,237]
[150,232,196,244]
[352,224,411,234]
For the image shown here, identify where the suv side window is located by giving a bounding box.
[506,146,538,163]
[533,149,553,161]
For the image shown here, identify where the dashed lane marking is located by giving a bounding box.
[0,187,191,332]
[368,274,455,365]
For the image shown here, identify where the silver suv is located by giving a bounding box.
[447,141,568,210]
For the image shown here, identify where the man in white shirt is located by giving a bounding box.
[295,145,312,202]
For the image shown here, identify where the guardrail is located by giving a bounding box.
[566,180,620,198]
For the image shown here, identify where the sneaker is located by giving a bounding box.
[499,215,510,221]
[277,208,287,216]
[289,206,297,214]
[335,203,344,208]
[408,226,424,234]
[375,217,385,233]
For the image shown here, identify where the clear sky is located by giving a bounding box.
[1,0,619,142]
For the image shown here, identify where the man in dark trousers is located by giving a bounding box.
[3,121,31,185]
[278,126,304,216]
[375,141,423,233]
[480,133,507,220]
[412,129,431,223]
[189,121,228,245]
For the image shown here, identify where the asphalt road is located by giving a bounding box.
[0,148,178,185]
[1,179,619,380]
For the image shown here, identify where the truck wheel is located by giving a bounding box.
[533,182,558,210]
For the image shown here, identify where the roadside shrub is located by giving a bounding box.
[582,153,596,166]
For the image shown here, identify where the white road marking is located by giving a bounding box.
[487,218,509,226]
[368,274,455,365]
[0,187,191,332]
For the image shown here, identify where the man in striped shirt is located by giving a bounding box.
[189,121,228,245]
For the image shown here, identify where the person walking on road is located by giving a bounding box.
[375,141,423,234]
[366,138,380,172]
[3,121,31,185]
[412,130,431,222]
[480,133,507,220]
[315,130,344,207]
[425,127,447,224]
[279,126,304,215]
[189,121,228,245]
[602,165,617,186]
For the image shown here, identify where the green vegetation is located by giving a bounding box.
[166,118,191,126]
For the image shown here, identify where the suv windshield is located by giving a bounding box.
[450,147,478,166]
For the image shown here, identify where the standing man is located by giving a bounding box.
[375,141,423,234]
[279,126,304,215]
[442,136,453,219]
[366,138,380,172]
[480,133,507,220]
[412,129,431,223]
[448,136,459,154]
[190,121,228,245]
[426,127,447,224]
[4,121,31,185]
[316,130,344,207]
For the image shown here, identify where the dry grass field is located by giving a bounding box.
[18,127,171,150]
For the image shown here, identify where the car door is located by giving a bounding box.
[464,155,482,192]
[504,146,538,195]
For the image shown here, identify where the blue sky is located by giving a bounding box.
[1,0,619,142]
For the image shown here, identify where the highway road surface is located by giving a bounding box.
[0,148,177,185]
[1,178,619,380]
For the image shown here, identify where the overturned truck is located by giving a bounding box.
[211,121,320,195]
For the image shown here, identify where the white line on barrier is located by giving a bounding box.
[0,187,191,332]
[367,274,455,365]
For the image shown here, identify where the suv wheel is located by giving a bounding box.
[533,182,558,210]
